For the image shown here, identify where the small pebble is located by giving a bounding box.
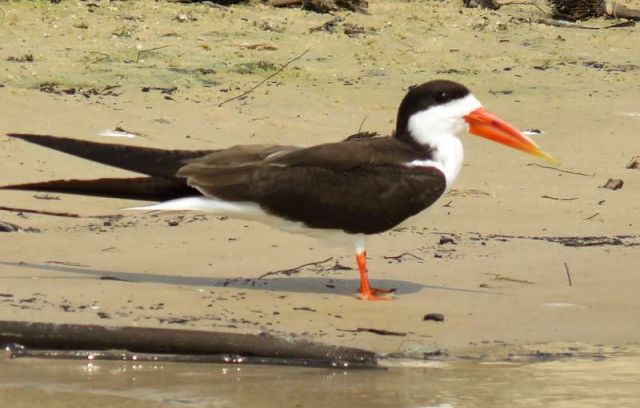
[423,313,445,322]
[0,222,21,232]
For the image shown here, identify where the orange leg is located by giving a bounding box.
[356,251,394,301]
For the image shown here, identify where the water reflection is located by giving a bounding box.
[0,356,638,407]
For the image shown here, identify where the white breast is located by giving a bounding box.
[403,94,480,189]
[405,136,463,190]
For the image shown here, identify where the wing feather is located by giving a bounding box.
[178,137,445,234]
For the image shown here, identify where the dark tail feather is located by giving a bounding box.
[6,133,213,178]
[2,177,198,201]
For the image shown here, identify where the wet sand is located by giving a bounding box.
[1,1,639,359]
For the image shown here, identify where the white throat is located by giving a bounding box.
[405,94,481,189]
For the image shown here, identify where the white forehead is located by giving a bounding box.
[429,94,482,117]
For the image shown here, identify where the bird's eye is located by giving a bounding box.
[435,91,449,103]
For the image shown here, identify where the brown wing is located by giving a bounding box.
[177,144,302,201]
[178,137,445,234]
[249,163,445,234]
[182,144,302,166]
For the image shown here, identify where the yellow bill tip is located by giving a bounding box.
[537,150,560,167]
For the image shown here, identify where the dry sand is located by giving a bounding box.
[0,0,639,359]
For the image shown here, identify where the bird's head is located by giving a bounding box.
[395,80,554,162]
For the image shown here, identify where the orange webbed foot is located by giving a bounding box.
[355,240,396,301]
[359,287,396,301]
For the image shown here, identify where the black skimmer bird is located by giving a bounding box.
[2,80,552,300]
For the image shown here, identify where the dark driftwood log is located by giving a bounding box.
[0,320,378,368]
[606,1,640,19]
[167,0,246,4]
[462,0,501,10]
[270,0,369,13]
[550,0,640,21]
[549,0,606,20]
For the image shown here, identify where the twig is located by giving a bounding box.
[357,115,368,133]
[258,256,333,279]
[33,193,61,200]
[495,276,534,284]
[526,163,593,177]
[583,212,599,220]
[338,327,407,337]
[46,260,88,267]
[125,45,169,64]
[0,205,121,220]
[482,273,534,284]
[89,51,110,64]
[293,306,316,312]
[541,195,578,201]
[396,38,418,54]
[137,45,169,62]
[564,262,573,287]
[0,205,80,218]
[382,252,424,261]
[218,48,310,107]
[238,43,278,51]
[536,18,634,30]
[434,231,640,247]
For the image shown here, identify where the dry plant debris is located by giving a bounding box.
[625,156,640,169]
[601,178,624,190]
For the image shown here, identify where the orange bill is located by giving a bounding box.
[464,107,556,164]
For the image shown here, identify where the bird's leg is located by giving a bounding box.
[355,236,393,301]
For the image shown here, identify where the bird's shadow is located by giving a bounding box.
[0,261,500,297]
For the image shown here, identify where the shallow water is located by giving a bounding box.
[1,356,639,408]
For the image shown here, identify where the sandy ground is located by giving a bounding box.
[0,0,639,359]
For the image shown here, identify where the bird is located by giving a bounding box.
[2,80,553,301]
